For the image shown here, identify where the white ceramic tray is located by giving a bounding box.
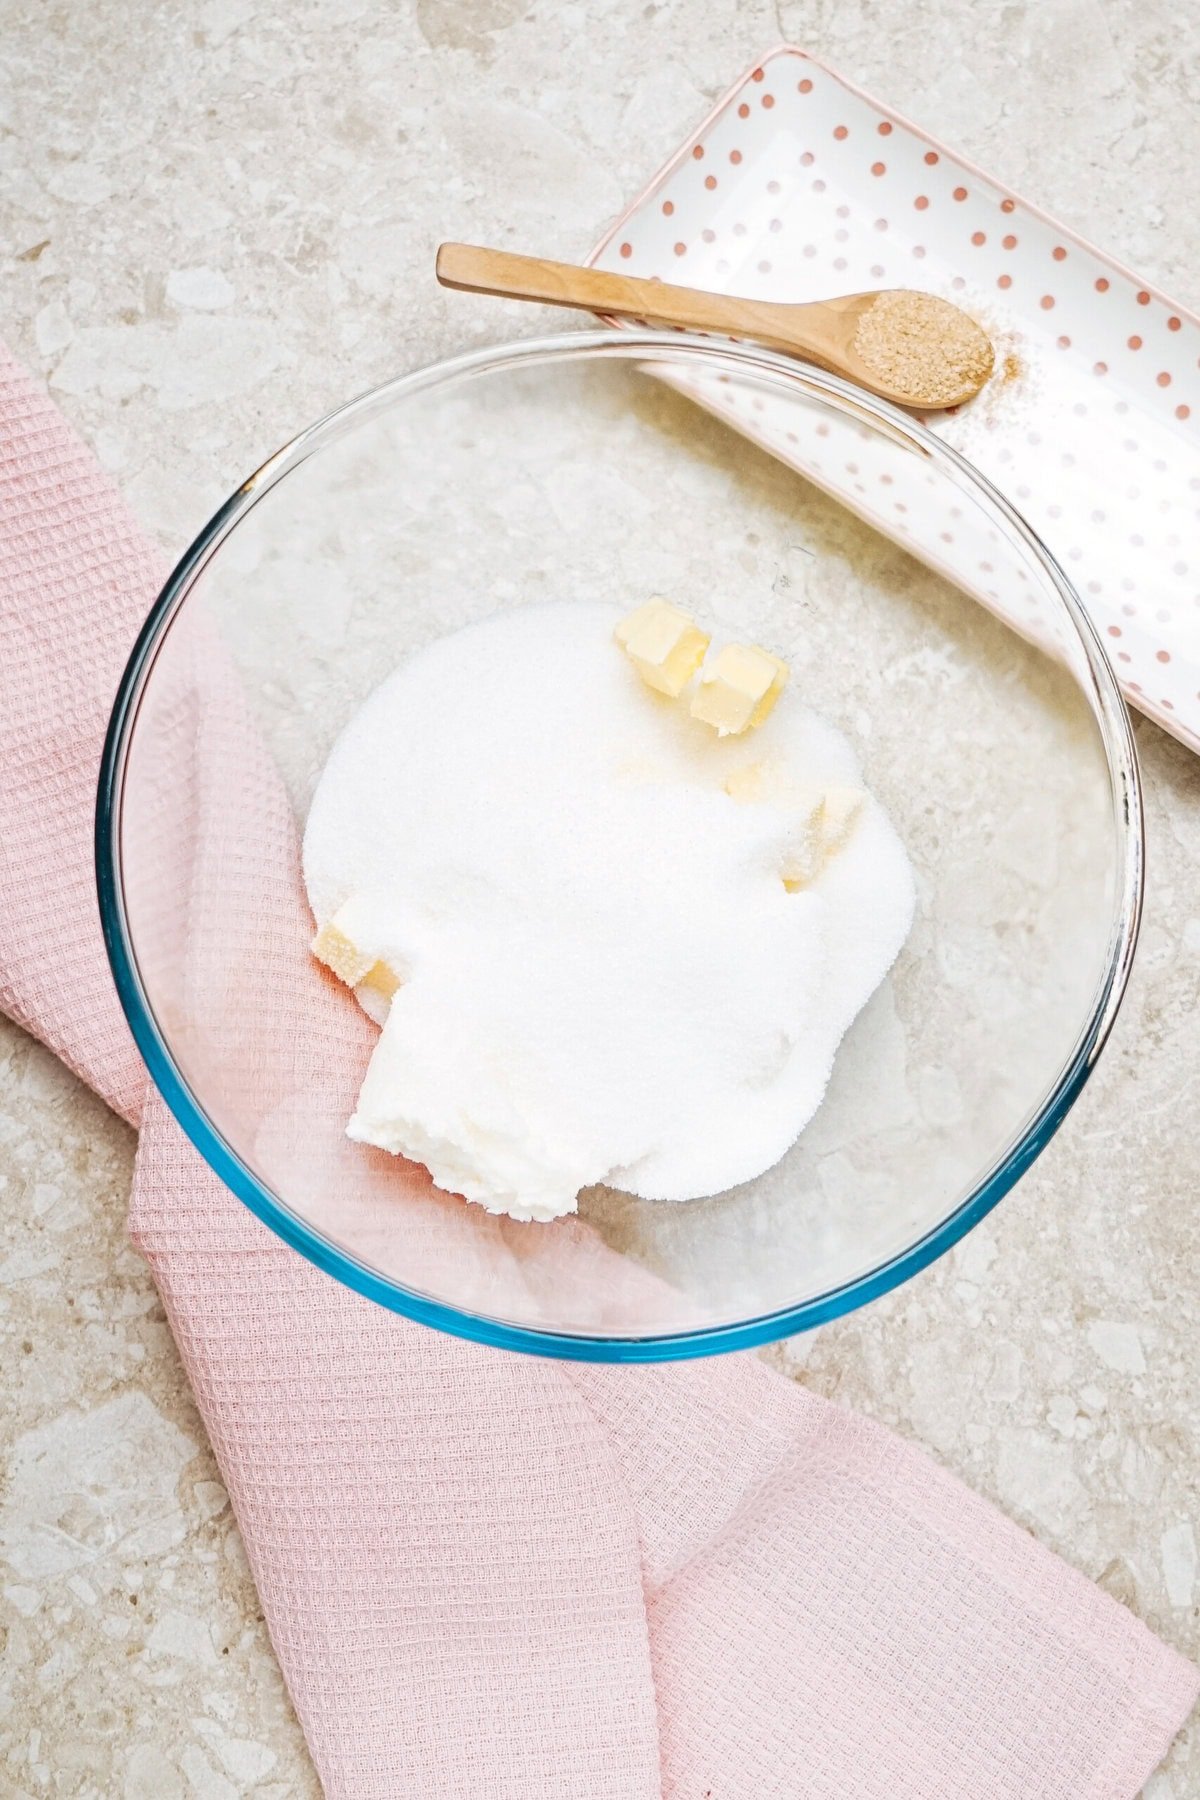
[591,44,1200,753]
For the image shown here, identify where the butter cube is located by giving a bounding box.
[615,597,710,698]
[312,900,401,999]
[691,642,789,736]
[818,785,865,852]
[780,789,829,891]
[362,960,402,1000]
[613,599,660,649]
[312,914,376,987]
[781,786,865,890]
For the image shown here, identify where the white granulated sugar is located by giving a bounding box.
[302,601,915,1221]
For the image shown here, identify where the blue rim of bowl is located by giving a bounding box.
[96,328,1143,1363]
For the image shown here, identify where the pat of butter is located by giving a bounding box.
[312,899,401,999]
[691,642,789,736]
[782,786,865,890]
[780,789,829,891]
[312,915,374,987]
[819,785,865,850]
[615,597,710,698]
[360,960,402,1000]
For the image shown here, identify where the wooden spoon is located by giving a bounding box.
[436,241,995,411]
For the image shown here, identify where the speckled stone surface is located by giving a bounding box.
[1,2,1198,1794]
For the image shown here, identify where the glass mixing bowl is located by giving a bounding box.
[97,330,1142,1360]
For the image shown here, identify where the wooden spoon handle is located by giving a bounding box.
[436,241,818,355]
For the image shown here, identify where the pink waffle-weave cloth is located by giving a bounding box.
[0,338,1195,1798]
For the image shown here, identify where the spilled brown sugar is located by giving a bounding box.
[851,290,995,407]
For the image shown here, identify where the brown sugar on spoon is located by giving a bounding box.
[850,290,995,409]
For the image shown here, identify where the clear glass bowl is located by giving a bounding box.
[97,331,1142,1360]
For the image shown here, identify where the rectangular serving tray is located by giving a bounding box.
[591,44,1200,754]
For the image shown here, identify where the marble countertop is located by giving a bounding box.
[2,2,1198,1793]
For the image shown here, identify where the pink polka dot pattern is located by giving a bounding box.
[590,44,1200,754]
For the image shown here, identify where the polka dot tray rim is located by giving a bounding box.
[589,42,1200,756]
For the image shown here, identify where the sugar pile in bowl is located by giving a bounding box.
[302,600,915,1222]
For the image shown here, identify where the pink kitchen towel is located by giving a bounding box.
[1,335,1196,1798]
